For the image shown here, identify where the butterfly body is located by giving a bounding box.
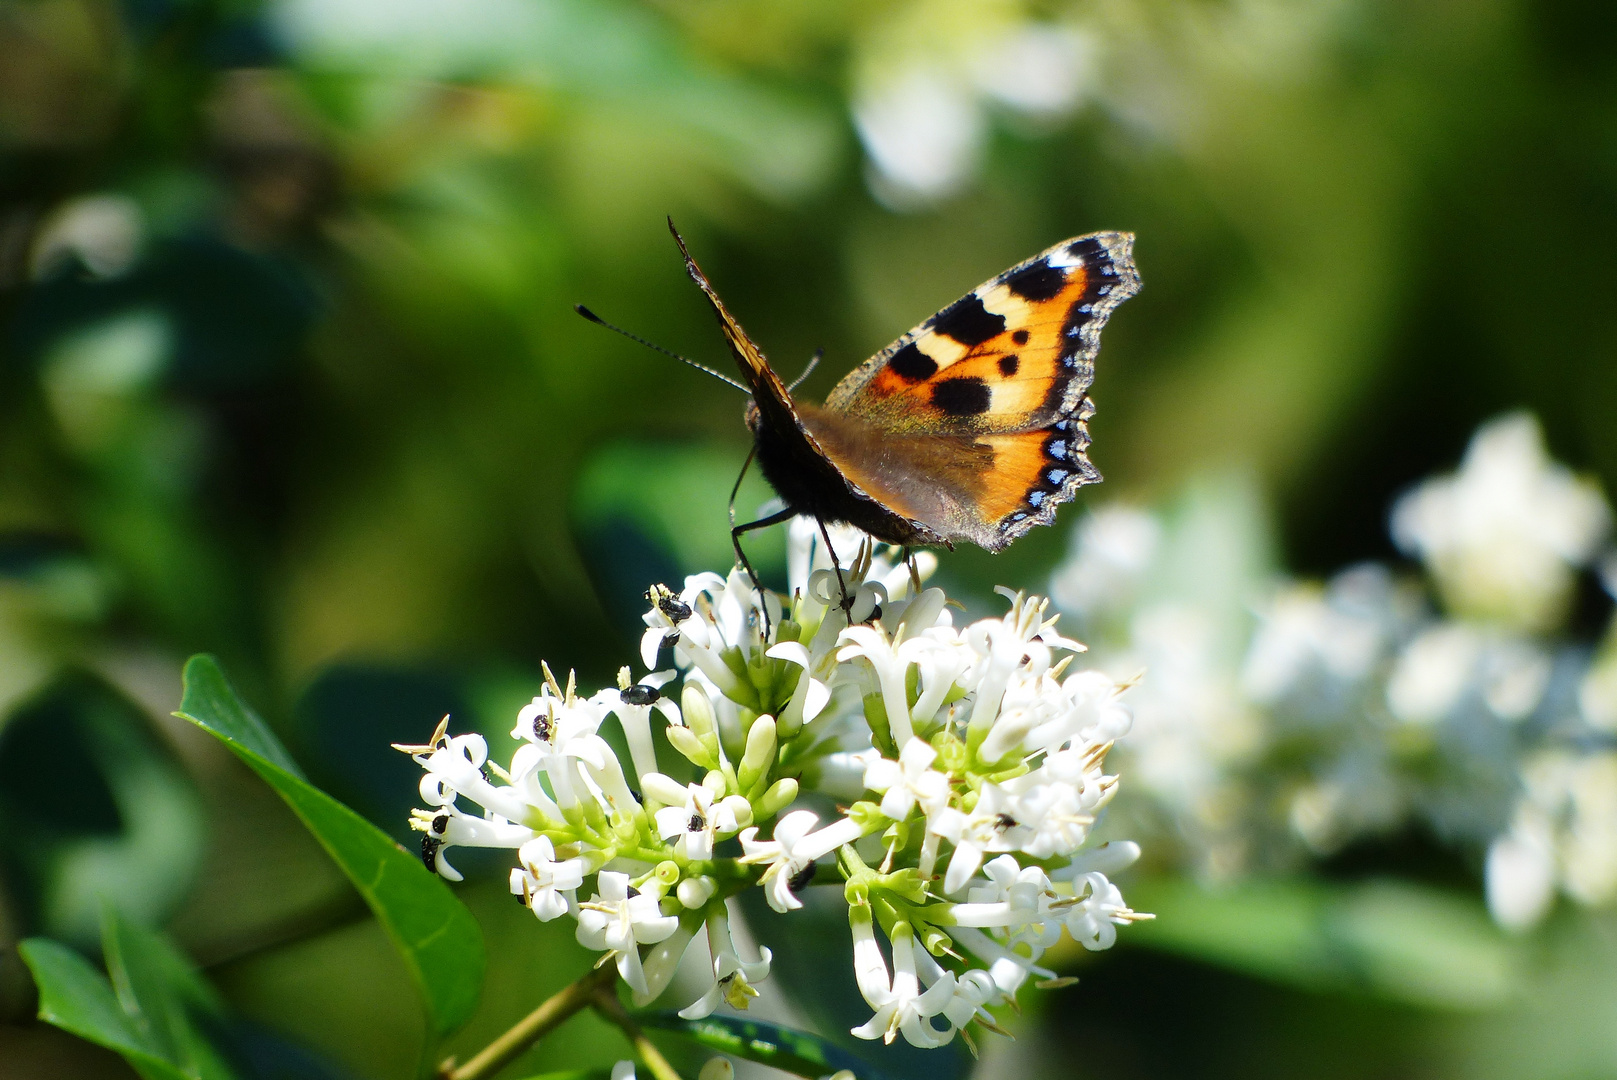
[674,225,1140,552]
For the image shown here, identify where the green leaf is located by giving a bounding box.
[638,1012,892,1080]
[171,652,303,777]
[509,1072,613,1080]
[175,654,485,1039]
[18,938,189,1080]
[101,908,236,1080]
[1122,875,1518,1009]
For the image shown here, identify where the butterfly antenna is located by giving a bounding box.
[573,304,748,392]
[788,348,823,393]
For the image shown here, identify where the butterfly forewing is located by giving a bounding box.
[824,233,1138,437]
[806,232,1136,549]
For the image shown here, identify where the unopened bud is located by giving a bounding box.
[739,715,777,793]
[753,777,798,819]
[664,726,715,769]
[683,683,715,740]
[698,1058,735,1080]
[677,874,717,909]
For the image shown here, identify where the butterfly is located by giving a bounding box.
[581,221,1139,596]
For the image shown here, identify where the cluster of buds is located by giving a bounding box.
[399,519,1148,1049]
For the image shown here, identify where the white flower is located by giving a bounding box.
[597,668,681,784]
[1062,871,1143,951]
[576,871,680,996]
[963,590,1081,741]
[509,836,587,921]
[838,623,920,746]
[931,783,1023,895]
[678,906,773,1019]
[848,909,955,1048]
[652,780,749,862]
[1391,412,1610,631]
[738,810,864,913]
[1485,826,1556,932]
[864,739,950,823]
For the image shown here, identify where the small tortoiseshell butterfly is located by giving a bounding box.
[581,222,1139,586]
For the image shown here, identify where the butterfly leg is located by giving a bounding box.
[815,517,855,616]
[732,505,797,641]
[899,546,923,598]
[728,444,758,530]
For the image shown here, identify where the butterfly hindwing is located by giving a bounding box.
[824,232,1138,437]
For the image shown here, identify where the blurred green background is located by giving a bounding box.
[4,0,1617,1077]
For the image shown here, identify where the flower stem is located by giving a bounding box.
[439,964,616,1080]
[591,982,684,1080]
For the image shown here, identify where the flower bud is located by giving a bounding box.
[698,1058,735,1080]
[683,682,715,740]
[753,777,799,819]
[677,874,717,909]
[739,715,778,793]
[641,772,689,808]
[664,725,716,769]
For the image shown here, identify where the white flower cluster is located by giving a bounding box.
[1050,413,1617,931]
[398,518,1147,1048]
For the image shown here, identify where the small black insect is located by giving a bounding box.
[431,814,450,835]
[994,813,1019,832]
[688,812,706,832]
[533,713,551,742]
[655,591,693,622]
[621,683,660,706]
[788,862,817,892]
[421,836,442,873]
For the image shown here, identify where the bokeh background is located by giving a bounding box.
[4,0,1617,1077]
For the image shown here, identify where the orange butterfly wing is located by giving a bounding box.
[805,232,1138,550]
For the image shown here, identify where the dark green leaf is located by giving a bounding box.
[172,653,303,778]
[18,938,189,1080]
[638,1012,891,1080]
[175,654,485,1038]
[101,908,236,1080]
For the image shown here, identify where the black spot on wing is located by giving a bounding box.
[1012,329,1029,345]
[888,342,938,382]
[931,377,992,416]
[998,354,1019,376]
[930,294,1004,346]
[1004,259,1068,301]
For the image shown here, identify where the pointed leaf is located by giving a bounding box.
[175,655,485,1038]
[18,938,189,1080]
[101,908,237,1080]
[637,1012,892,1080]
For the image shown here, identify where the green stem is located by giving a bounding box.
[591,982,684,1080]
[439,965,616,1080]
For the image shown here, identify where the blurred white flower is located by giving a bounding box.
[1391,412,1611,631]
[1488,751,1617,930]
[31,193,144,280]
[970,25,1098,117]
[852,20,1098,207]
[1385,624,1481,725]
[1242,569,1392,703]
[1050,505,1161,617]
[854,65,984,206]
